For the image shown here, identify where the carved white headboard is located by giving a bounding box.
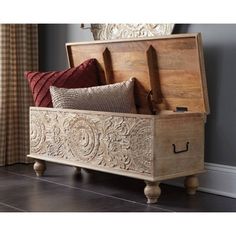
[90,24,174,40]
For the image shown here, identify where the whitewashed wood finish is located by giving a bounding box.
[33,160,46,177]
[90,24,174,40]
[29,107,155,178]
[28,107,205,203]
[184,175,199,195]
[28,34,209,203]
[144,181,161,204]
[154,112,205,180]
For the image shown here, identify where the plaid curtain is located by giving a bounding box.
[0,24,38,166]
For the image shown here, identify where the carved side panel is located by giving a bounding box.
[30,109,154,176]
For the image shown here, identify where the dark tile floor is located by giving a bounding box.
[0,162,235,212]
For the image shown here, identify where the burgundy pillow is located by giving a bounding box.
[25,58,100,107]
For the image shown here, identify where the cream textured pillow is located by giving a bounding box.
[50,78,137,113]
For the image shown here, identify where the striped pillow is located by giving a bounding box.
[25,59,100,107]
[50,78,137,114]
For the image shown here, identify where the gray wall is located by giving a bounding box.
[39,24,236,167]
[39,24,94,71]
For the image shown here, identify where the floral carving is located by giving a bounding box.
[30,114,47,154]
[29,108,154,175]
[66,116,100,162]
[129,120,153,173]
[99,116,131,168]
[90,24,174,40]
[47,125,66,159]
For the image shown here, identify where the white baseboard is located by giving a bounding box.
[164,162,236,199]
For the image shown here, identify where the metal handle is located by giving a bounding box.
[172,142,189,154]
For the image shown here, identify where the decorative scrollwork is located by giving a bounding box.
[29,109,154,175]
[90,24,174,40]
[66,116,100,162]
[47,125,65,158]
[98,116,131,169]
[129,120,153,173]
[30,114,46,154]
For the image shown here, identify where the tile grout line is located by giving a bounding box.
[0,201,25,212]
[1,168,174,212]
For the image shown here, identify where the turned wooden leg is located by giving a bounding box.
[33,160,46,177]
[144,181,161,204]
[184,175,199,195]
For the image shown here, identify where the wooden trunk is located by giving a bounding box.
[28,33,209,203]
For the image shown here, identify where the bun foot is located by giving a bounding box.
[33,160,46,177]
[184,175,199,195]
[144,181,161,204]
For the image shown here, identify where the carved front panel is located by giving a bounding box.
[30,108,154,176]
